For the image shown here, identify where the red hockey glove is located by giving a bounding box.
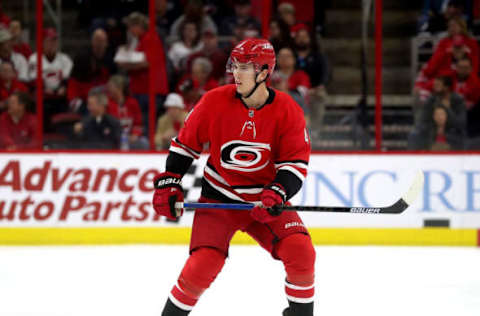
[152,172,184,220]
[250,183,287,223]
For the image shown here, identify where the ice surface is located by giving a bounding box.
[1,245,479,316]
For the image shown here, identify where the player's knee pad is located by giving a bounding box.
[178,247,226,298]
[277,233,316,285]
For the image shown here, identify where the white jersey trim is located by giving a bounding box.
[170,145,196,159]
[204,166,229,186]
[286,295,315,304]
[168,293,194,311]
[275,162,308,170]
[285,282,314,291]
[203,177,245,202]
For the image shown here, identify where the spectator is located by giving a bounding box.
[414,33,476,102]
[9,19,32,59]
[418,0,470,35]
[168,19,203,71]
[435,17,478,71]
[186,30,228,82]
[269,18,294,52]
[177,77,201,111]
[156,0,183,39]
[68,28,111,114]
[294,25,329,88]
[270,70,309,119]
[115,12,169,134]
[220,0,261,37]
[0,61,28,111]
[28,28,73,131]
[409,76,467,150]
[169,0,217,42]
[155,93,187,149]
[0,28,28,82]
[293,24,328,126]
[176,57,218,106]
[275,46,311,99]
[278,2,297,28]
[0,91,37,150]
[0,4,10,28]
[454,57,480,109]
[106,75,148,150]
[73,88,121,149]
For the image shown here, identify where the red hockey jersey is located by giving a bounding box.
[170,84,310,203]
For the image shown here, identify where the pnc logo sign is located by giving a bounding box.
[299,170,480,212]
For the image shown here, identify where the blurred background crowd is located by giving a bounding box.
[1,0,480,152]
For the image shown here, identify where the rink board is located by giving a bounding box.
[1,153,480,246]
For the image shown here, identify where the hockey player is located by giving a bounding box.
[152,38,315,316]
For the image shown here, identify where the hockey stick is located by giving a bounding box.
[175,171,424,214]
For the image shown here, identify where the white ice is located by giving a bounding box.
[1,245,480,316]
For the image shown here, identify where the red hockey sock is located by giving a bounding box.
[277,234,316,304]
[169,247,226,311]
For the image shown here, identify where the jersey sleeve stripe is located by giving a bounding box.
[172,137,201,159]
[170,144,196,159]
[275,161,308,170]
[278,165,306,182]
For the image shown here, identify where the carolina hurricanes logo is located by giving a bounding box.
[220,140,271,172]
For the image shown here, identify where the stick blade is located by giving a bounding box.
[401,170,424,206]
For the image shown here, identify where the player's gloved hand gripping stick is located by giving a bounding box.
[152,172,184,220]
[175,171,425,215]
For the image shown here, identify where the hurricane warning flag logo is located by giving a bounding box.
[220,140,271,172]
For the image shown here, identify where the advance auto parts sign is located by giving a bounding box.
[1,154,480,228]
[0,154,204,227]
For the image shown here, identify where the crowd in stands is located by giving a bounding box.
[0,0,329,151]
[8,1,480,152]
[412,0,480,150]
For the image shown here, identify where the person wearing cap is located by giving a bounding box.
[116,11,168,135]
[106,74,149,150]
[0,28,28,82]
[155,93,187,150]
[28,27,73,132]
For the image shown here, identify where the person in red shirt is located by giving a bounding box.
[116,12,168,134]
[0,61,28,111]
[454,57,480,110]
[0,4,11,28]
[153,39,315,316]
[106,74,148,150]
[176,57,219,111]
[276,46,311,99]
[415,16,479,98]
[9,19,32,59]
[414,34,474,103]
[0,91,37,150]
